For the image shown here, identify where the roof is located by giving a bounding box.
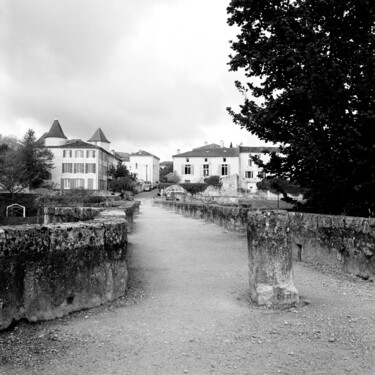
[115,152,130,162]
[87,128,110,143]
[45,119,67,139]
[173,147,239,158]
[129,150,160,160]
[239,146,279,153]
[192,143,221,150]
[47,139,121,160]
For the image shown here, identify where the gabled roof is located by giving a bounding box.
[173,147,239,158]
[87,128,110,143]
[130,150,160,160]
[45,119,67,139]
[192,143,221,150]
[239,146,279,153]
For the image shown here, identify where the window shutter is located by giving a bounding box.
[191,165,194,175]
[218,164,222,175]
[228,164,231,176]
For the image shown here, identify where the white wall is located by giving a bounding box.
[173,156,239,183]
[239,152,271,192]
[127,155,159,183]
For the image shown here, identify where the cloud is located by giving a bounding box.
[0,0,261,161]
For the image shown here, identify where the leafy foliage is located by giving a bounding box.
[0,130,53,193]
[19,129,54,190]
[159,162,174,182]
[108,162,136,192]
[227,0,375,216]
[179,183,207,195]
[166,171,181,183]
[108,176,135,193]
[204,175,222,188]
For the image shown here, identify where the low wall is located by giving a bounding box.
[155,199,375,279]
[44,201,141,232]
[154,199,249,232]
[289,213,375,279]
[0,203,141,331]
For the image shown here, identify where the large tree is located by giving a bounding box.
[227,0,375,216]
[19,129,54,190]
[0,145,28,194]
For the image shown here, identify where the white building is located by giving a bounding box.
[172,143,239,183]
[40,119,120,191]
[172,143,278,192]
[118,150,160,184]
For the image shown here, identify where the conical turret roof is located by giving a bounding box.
[45,119,67,139]
[87,128,110,143]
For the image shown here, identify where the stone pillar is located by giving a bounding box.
[247,210,299,307]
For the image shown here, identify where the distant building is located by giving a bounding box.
[172,142,278,192]
[39,119,120,191]
[120,150,160,184]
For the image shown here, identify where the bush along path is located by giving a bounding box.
[1,200,375,374]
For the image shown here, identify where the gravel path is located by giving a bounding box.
[1,200,375,375]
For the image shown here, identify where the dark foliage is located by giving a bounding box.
[179,183,208,195]
[204,175,222,188]
[227,0,375,216]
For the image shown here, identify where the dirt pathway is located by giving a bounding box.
[1,200,375,374]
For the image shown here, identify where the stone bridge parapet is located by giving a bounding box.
[155,199,375,306]
[0,201,140,331]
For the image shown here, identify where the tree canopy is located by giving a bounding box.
[108,162,136,192]
[227,0,375,216]
[0,130,54,193]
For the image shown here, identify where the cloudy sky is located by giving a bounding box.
[0,0,265,161]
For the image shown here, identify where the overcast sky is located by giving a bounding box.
[0,0,266,161]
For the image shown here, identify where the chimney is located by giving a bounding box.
[220,140,224,148]
[177,149,180,154]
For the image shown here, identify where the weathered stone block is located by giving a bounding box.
[247,211,299,307]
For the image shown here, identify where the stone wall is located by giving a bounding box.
[0,203,141,331]
[155,199,375,279]
[154,199,249,232]
[289,212,375,279]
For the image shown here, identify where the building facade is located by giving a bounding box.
[41,119,120,191]
[172,143,278,192]
[124,150,160,184]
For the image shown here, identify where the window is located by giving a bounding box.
[75,150,84,158]
[63,150,72,158]
[87,178,94,189]
[135,163,138,169]
[186,158,190,162]
[223,158,226,162]
[86,150,96,158]
[61,178,71,189]
[248,159,253,167]
[103,154,108,162]
[74,163,85,174]
[204,158,208,162]
[62,163,73,173]
[203,164,209,177]
[245,171,254,179]
[185,164,191,174]
[71,178,84,189]
[221,164,228,176]
[85,163,96,173]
